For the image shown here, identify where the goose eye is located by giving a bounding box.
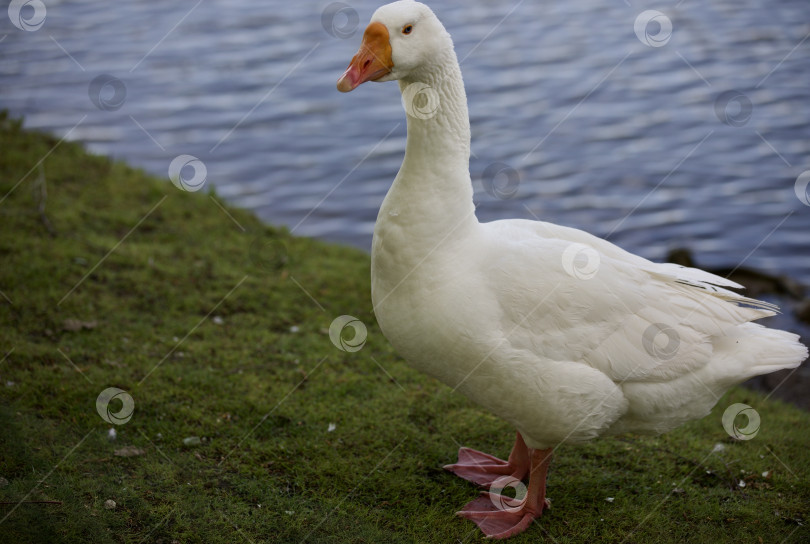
[402,24,413,35]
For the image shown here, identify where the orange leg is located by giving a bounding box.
[444,431,531,487]
[456,447,553,539]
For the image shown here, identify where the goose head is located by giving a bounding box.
[336,1,451,92]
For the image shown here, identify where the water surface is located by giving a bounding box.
[2,0,808,286]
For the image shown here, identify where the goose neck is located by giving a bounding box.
[398,51,471,176]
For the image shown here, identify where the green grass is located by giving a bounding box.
[0,111,808,543]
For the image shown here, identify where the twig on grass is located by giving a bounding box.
[33,164,56,237]
[0,501,63,505]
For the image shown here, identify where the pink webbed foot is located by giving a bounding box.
[456,446,554,539]
[456,492,549,540]
[444,448,516,487]
[444,432,530,487]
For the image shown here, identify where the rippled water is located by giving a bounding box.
[2,0,809,287]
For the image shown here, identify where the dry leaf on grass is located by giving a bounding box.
[114,446,145,457]
[63,319,98,331]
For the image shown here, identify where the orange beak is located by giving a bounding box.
[336,22,394,92]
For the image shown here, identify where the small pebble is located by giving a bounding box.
[327,423,336,432]
[605,497,614,503]
[104,499,116,510]
[738,480,746,488]
[107,428,117,441]
[212,316,224,325]
[290,326,300,333]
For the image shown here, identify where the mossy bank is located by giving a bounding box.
[0,113,808,543]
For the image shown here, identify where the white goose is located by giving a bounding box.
[337,1,807,539]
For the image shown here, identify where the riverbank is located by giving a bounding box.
[1,115,808,542]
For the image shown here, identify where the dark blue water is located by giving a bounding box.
[2,0,809,288]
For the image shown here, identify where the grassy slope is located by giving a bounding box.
[0,113,807,543]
